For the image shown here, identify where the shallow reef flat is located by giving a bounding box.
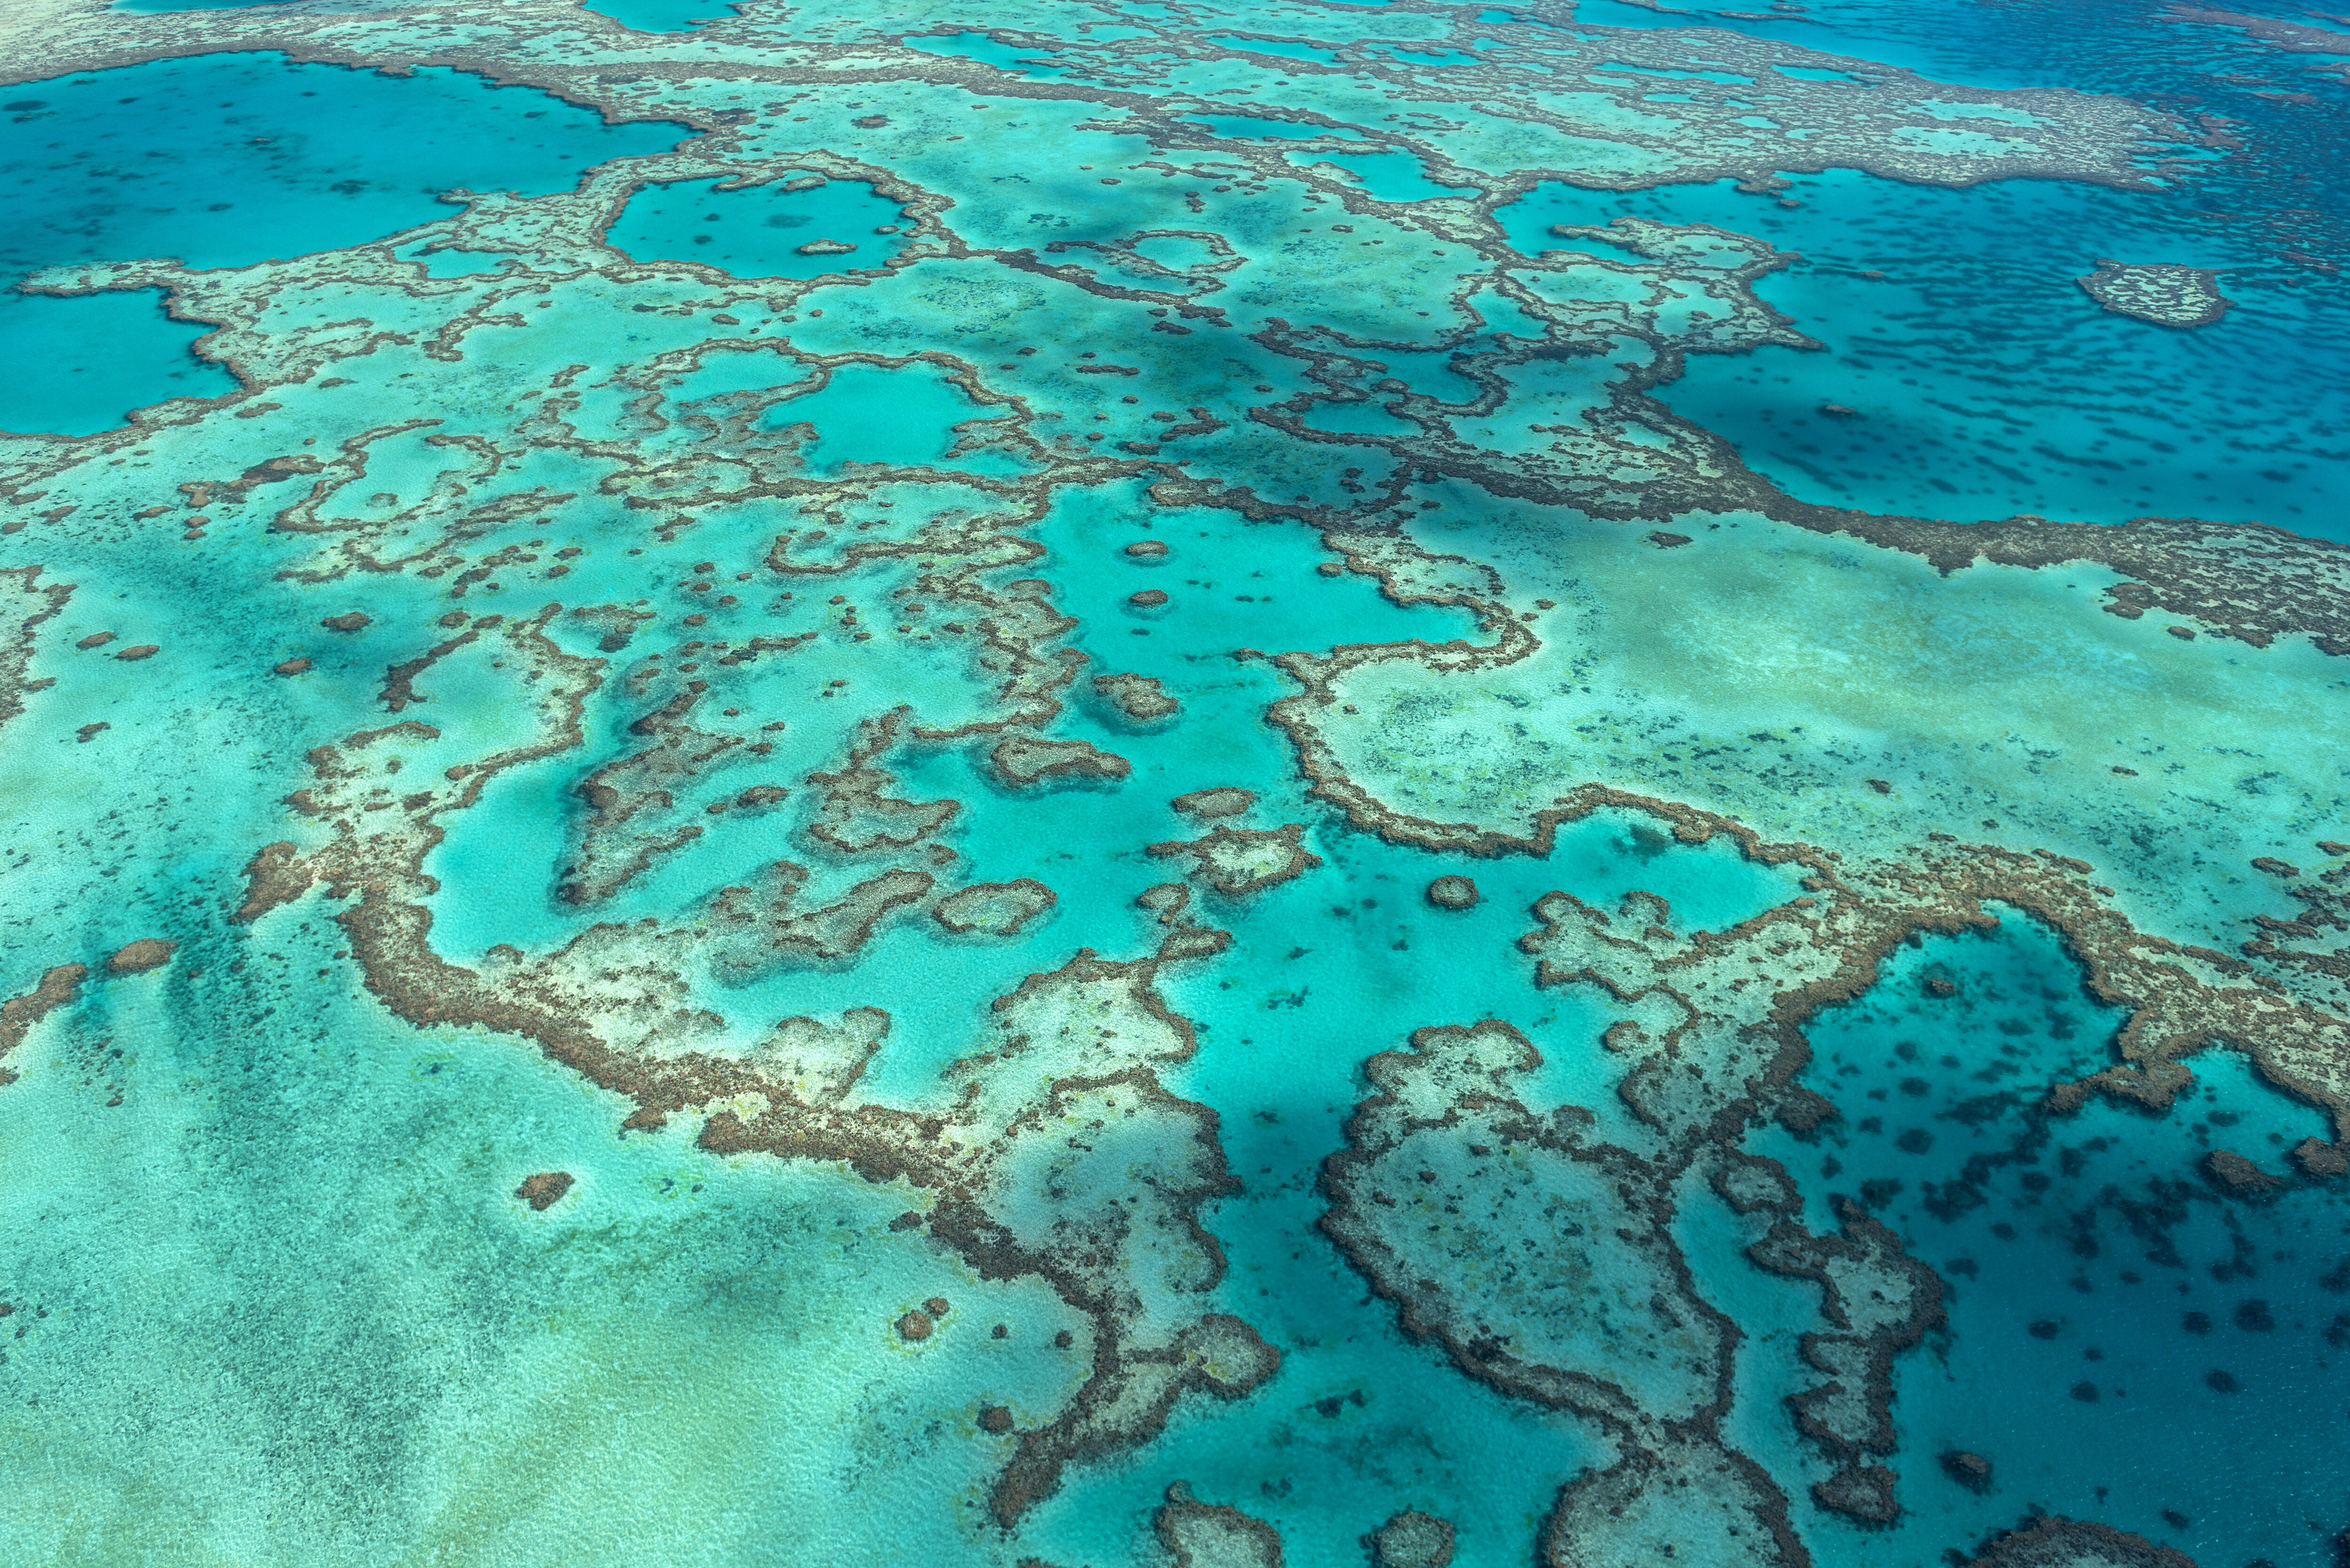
[0,2,2344,1567]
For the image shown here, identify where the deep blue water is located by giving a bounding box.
[0,52,683,436]
[1498,174,2350,537]
[1488,0,2350,539]
[1748,914,2350,1568]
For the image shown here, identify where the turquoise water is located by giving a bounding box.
[1296,148,1476,203]
[112,0,302,10]
[392,241,519,280]
[0,289,229,439]
[400,456,1806,1568]
[0,52,683,435]
[908,32,1073,78]
[3,1,2345,1565]
[778,362,1013,471]
[583,0,743,31]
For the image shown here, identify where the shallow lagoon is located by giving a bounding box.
[401,458,1810,1568]
[582,0,743,32]
[0,51,682,435]
[604,173,914,280]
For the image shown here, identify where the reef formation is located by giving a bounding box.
[0,2,2343,1567]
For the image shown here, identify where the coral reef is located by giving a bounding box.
[2076,260,2234,328]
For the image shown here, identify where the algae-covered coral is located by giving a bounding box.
[0,1,2344,1566]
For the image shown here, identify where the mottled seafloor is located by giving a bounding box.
[0,1,2345,1567]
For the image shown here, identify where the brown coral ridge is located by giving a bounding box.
[2201,1148,2284,1195]
[806,708,958,854]
[1809,1460,1904,1527]
[0,0,2278,638]
[1425,874,1480,910]
[705,859,937,974]
[1149,822,1322,897]
[1230,231,1816,515]
[1500,825,2346,1493]
[1091,669,1181,722]
[240,614,1273,1526]
[2293,1136,2349,1178]
[1303,785,2345,1537]
[880,902,1273,1527]
[1370,1510,1456,1568]
[0,0,2312,1542]
[1288,759,2350,1149]
[0,963,90,1086]
[933,879,1057,938]
[402,904,1261,1527]
[1319,1020,1805,1565]
[111,338,1097,771]
[1316,1031,1718,1413]
[0,937,182,1087]
[514,1171,574,1210]
[177,454,323,513]
[1172,786,1255,820]
[1234,306,2349,661]
[1940,1449,1994,1492]
[2076,259,2234,328]
[234,841,313,923]
[763,504,1095,739]
[2240,839,2350,1016]
[10,15,2291,698]
[559,681,769,904]
[3,0,2197,228]
[1734,498,2350,658]
[1747,1196,1945,1518]
[1615,848,2326,1321]
[1154,1481,1285,1568]
[988,733,1132,787]
[0,567,73,733]
[1539,1433,1806,1568]
[105,938,177,975]
[1959,1516,2200,1568]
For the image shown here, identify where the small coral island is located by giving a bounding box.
[2075,259,2234,328]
